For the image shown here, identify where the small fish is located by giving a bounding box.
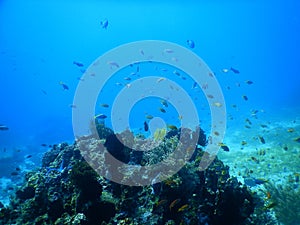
[192,82,198,89]
[251,156,259,163]
[231,104,237,108]
[163,49,174,54]
[169,199,181,211]
[100,103,109,108]
[41,144,47,147]
[293,137,300,143]
[187,40,195,48]
[157,77,166,83]
[260,124,268,128]
[25,155,32,159]
[213,102,222,107]
[0,125,9,131]
[156,199,168,207]
[207,94,214,99]
[73,61,84,67]
[245,80,254,85]
[241,140,247,146]
[177,204,189,212]
[222,68,229,73]
[242,95,248,101]
[245,118,252,125]
[167,124,178,130]
[230,67,240,74]
[145,114,154,119]
[77,77,84,81]
[173,70,180,76]
[254,178,268,184]
[107,61,119,68]
[160,99,168,107]
[69,104,77,108]
[258,136,265,144]
[15,167,21,171]
[95,114,107,119]
[41,89,47,95]
[245,125,251,129]
[287,128,294,133]
[213,131,220,136]
[59,81,69,90]
[11,172,19,176]
[144,121,149,132]
[264,202,277,210]
[124,77,131,81]
[158,107,166,113]
[266,191,271,199]
[115,82,123,86]
[100,18,108,29]
[218,143,230,152]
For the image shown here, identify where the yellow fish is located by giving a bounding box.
[177,204,189,212]
[167,124,178,130]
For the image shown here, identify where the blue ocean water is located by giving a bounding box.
[0,0,300,220]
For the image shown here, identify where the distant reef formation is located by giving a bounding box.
[0,125,275,225]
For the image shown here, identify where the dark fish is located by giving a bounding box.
[192,82,198,89]
[41,144,47,147]
[230,67,240,74]
[242,95,248,101]
[294,137,300,143]
[0,125,9,131]
[245,80,254,85]
[11,172,19,176]
[25,155,32,158]
[254,178,268,184]
[218,143,230,152]
[244,177,268,187]
[187,40,195,48]
[245,118,252,125]
[95,114,107,119]
[144,121,149,132]
[59,81,69,90]
[160,99,168,107]
[15,167,21,171]
[100,18,108,29]
[73,61,84,67]
[258,136,265,144]
[158,107,166,113]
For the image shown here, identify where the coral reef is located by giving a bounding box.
[0,125,273,225]
[263,180,300,225]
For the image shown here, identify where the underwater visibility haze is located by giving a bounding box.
[0,0,300,224]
